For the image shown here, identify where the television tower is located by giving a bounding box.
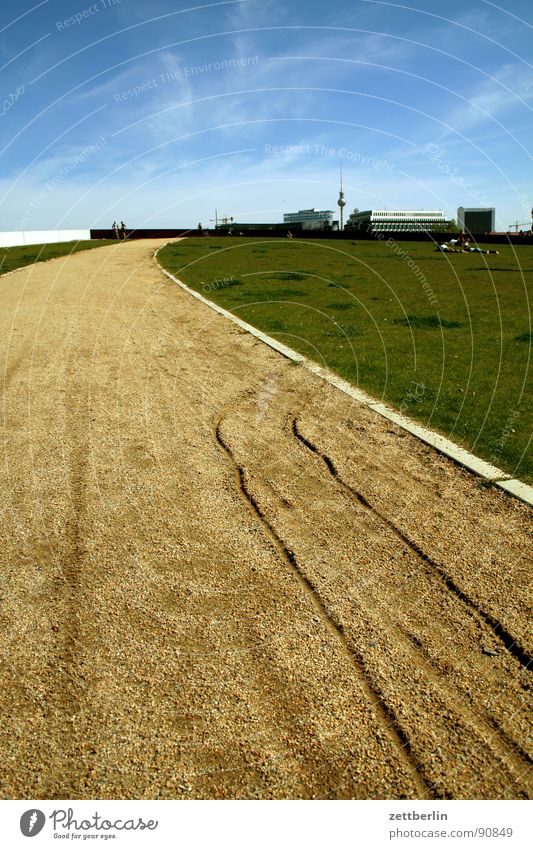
[337,163,346,230]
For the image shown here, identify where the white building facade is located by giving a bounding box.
[346,209,448,233]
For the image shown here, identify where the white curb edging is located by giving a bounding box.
[366,402,511,482]
[495,478,533,504]
[155,251,532,509]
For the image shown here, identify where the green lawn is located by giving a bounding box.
[0,239,116,276]
[162,237,532,482]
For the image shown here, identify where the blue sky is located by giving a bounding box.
[1,0,532,230]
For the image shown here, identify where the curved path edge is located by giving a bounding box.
[155,246,532,509]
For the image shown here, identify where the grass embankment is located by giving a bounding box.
[159,237,532,482]
[0,239,116,276]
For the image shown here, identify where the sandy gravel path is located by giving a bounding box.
[0,239,531,800]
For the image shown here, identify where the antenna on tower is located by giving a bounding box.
[337,162,346,231]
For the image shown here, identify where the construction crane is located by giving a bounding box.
[509,221,531,232]
[210,210,233,229]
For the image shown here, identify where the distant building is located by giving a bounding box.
[283,208,334,229]
[457,207,495,234]
[216,221,302,233]
[346,209,449,233]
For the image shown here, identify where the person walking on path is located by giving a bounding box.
[120,222,127,240]
[112,221,119,239]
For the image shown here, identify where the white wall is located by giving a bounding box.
[0,229,91,248]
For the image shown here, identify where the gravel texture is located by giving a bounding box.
[0,239,531,800]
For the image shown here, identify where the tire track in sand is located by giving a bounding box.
[291,416,532,671]
[290,414,532,781]
[42,377,92,796]
[215,409,433,800]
